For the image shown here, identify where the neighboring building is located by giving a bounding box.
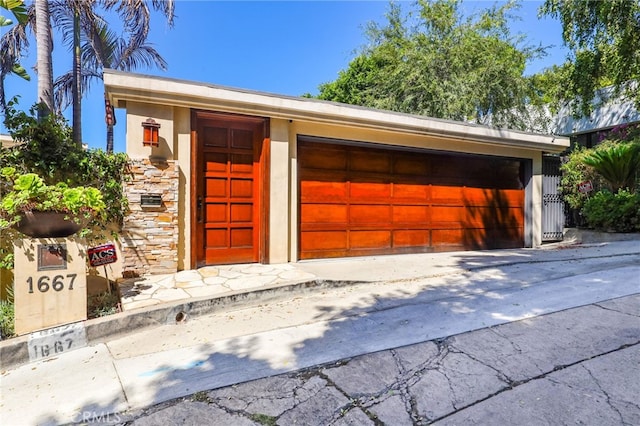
[104,70,569,276]
[554,85,640,147]
[1,134,16,148]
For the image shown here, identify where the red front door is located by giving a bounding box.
[192,111,267,267]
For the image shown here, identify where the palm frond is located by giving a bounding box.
[583,142,640,191]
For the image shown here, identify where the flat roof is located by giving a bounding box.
[104,69,569,153]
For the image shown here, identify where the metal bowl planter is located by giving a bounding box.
[13,211,85,238]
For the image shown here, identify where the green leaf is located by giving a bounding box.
[0,0,27,25]
[0,15,13,26]
[11,63,30,80]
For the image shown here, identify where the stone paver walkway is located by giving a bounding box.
[118,264,317,311]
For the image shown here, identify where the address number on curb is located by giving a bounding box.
[28,322,88,362]
[27,274,77,293]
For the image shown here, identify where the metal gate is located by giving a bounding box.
[542,155,564,241]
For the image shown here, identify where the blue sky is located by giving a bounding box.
[2,1,567,153]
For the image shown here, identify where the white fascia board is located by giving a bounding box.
[105,70,569,153]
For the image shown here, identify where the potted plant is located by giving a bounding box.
[0,167,106,238]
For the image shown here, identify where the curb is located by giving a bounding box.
[0,278,368,371]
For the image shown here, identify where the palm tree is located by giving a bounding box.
[34,0,53,117]
[53,0,173,152]
[583,142,640,192]
[0,0,30,113]
[0,1,33,113]
[0,0,174,149]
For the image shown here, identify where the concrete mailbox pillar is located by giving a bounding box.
[13,238,87,335]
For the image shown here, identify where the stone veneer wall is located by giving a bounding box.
[121,158,179,276]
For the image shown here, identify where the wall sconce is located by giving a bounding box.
[141,118,161,147]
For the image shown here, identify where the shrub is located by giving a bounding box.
[582,189,640,232]
[87,291,120,318]
[0,285,15,339]
[582,140,640,192]
[0,168,106,227]
[0,100,130,270]
[560,143,604,211]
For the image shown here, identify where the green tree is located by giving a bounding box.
[541,0,640,115]
[317,0,547,131]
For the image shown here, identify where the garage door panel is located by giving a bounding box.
[299,145,347,170]
[300,179,348,201]
[393,155,430,175]
[465,207,524,228]
[431,186,464,204]
[431,229,467,247]
[431,206,464,223]
[350,179,391,199]
[350,205,392,225]
[393,230,430,247]
[484,228,524,249]
[301,204,348,224]
[393,181,431,200]
[350,230,391,249]
[393,205,430,224]
[432,157,467,178]
[300,231,348,252]
[298,140,524,259]
[350,150,391,173]
[464,188,524,207]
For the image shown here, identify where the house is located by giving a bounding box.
[1,134,16,148]
[104,70,570,276]
[554,85,640,147]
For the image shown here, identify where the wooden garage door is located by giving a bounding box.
[299,140,524,260]
[193,112,267,267]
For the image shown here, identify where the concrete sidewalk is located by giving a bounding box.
[0,239,639,424]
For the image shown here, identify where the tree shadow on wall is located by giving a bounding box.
[462,188,524,251]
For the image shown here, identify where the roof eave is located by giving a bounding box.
[104,70,570,153]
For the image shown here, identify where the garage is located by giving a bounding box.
[299,138,525,260]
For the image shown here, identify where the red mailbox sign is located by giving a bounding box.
[88,243,117,267]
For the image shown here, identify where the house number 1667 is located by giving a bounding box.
[27,274,77,293]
